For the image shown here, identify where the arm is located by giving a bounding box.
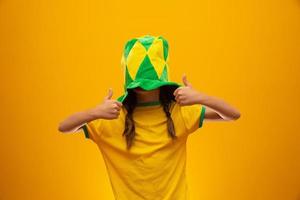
[194,94,241,121]
[58,108,99,133]
[173,74,241,121]
[58,88,123,133]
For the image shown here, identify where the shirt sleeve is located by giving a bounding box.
[79,119,103,142]
[180,104,206,134]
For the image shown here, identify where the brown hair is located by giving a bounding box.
[122,85,178,150]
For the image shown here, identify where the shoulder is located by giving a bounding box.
[172,102,206,133]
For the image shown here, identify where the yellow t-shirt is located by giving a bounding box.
[80,100,206,200]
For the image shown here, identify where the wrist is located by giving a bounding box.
[87,108,103,120]
[195,91,210,104]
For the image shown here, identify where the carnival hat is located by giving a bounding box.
[116,35,182,103]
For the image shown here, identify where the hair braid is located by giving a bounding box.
[159,86,177,139]
[122,90,137,150]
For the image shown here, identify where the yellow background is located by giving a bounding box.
[0,0,299,199]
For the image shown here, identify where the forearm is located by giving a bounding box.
[195,93,241,120]
[58,108,99,133]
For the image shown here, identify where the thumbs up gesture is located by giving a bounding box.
[92,88,123,119]
[173,74,205,106]
[182,73,193,88]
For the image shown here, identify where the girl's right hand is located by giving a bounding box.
[91,88,123,120]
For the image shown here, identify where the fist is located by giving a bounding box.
[93,88,123,119]
[173,74,204,106]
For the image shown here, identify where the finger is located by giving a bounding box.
[173,87,182,96]
[182,74,192,87]
[112,112,120,118]
[180,98,187,104]
[177,99,182,105]
[105,88,113,100]
[114,109,120,114]
[114,101,123,107]
[178,96,185,101]
[175,94,180,102]
[113,105,121,111]
[110,109,119,114]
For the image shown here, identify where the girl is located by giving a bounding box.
[58,35,241,200]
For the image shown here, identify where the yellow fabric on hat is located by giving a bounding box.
[126,41,147,79]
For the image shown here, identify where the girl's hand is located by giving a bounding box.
[91,88,123,119]
[173,74,207,106]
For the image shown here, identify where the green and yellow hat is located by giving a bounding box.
[117,35,182,103]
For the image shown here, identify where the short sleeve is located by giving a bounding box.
[80,119,103,142]
[180,104,206,134]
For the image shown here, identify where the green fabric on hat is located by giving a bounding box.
[135,55,158,80]
[138,35,155,50]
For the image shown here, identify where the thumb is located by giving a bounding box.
[182,74,192,87]
[105,88,113,100]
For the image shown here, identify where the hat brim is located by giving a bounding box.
[116,79,182,103]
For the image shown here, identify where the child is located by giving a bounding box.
[58,35,241,200]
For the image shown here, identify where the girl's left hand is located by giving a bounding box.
[173,74,207,106]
